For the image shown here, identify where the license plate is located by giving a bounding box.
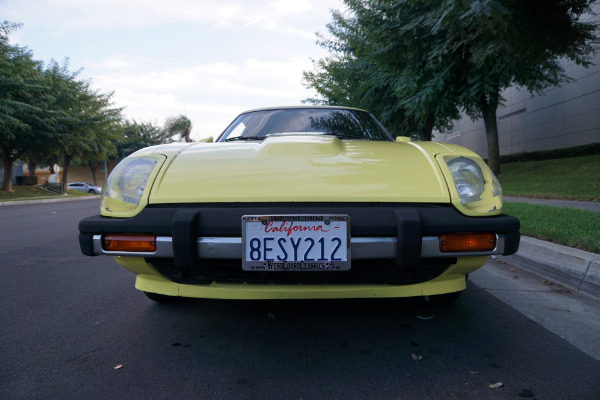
[242,215,350,271]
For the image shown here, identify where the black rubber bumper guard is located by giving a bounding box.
[79,204,520,271]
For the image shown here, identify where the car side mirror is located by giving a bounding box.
[198,136,214,143]
[395,136,411,143]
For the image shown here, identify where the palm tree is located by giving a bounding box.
[164,115,193,142]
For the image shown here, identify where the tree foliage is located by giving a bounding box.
[0,22,177,191]
[164,114,193,142]
[304,3,461,140]
[115,120,174,159]
[304,55,429,139]
[42,59,124,185]
[0,21,51,191]
[304,0,599,173]
[429,0,598,173]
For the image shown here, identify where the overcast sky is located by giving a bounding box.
[2,0,344,140]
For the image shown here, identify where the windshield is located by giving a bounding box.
[217,108,393,142]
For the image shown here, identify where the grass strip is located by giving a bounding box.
[0,186,91,201]
[503,202,600,254]
[499,154,600,201]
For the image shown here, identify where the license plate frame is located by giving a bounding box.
[241,215,350,271]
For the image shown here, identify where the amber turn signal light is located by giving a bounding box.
[103,234,157,252]
[440,233,496,252]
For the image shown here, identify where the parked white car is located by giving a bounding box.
[67,182,101,194]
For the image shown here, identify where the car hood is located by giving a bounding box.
[148,136,451,204]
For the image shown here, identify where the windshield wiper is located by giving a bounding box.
[224,136,267,142]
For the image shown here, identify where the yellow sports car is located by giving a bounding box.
[79,106,519,303]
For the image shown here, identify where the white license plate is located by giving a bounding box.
[242,215,350,271]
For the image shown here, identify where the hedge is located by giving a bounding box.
[498,142,600,164]
[16,175,38,186]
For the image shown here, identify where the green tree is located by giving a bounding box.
[433,0,598,174]
[0,22,51,191]
[1,22,127,190]
[22,143,47,179]
[164,115,193,142]
[303,55,435,139]
[43,59,123,185]
[79,121,120,186]
[304,4,460,140]
[62,87,123,185]
[308,0,598,174]
[115,120,174,159]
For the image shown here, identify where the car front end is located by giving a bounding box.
[79,107,519,301]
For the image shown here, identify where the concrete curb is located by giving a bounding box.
[0,195,100,206]
[500,236,600,299]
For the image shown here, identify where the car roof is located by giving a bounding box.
[239,105,366,114]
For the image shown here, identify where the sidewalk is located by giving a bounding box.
[503,196,600,299]
[504,196,600,212]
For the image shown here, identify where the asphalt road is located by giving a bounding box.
[1,200,599,400]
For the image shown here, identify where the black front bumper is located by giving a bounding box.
[79,203,520,284]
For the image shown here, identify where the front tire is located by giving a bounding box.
[143,291,183,303]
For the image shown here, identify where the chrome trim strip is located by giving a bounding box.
[351,237,396,259]
[198,237,241,259]
[92,234,505,258]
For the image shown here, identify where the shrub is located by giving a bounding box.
[499,142,600,164]
[16,175,38,186]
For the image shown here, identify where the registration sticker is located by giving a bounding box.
[242,215,350,271]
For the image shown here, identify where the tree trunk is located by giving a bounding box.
[479,95,500,175]
[418,112,435,141]
[28,161,37,176]
[62,153,73,186]
[1,149,14,192]
[88,162,98,186]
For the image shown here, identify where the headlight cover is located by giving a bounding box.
[439,155,503,216]
[490,172,503,198]
[101,156,161,215]
[446,157,485,204]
